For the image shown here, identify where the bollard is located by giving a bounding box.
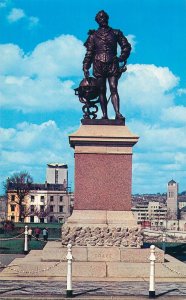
[66,243,73,298]
[24,225,29,254]
[149,245,156,298]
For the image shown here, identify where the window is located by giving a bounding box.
[11,216,15,221]
[60,196,63,202]
[40,205,44,212]
[55,169,58,184]
[21,205,26,213]
[40,196,45,202]
[50,196,54,202]
[50,216,53,222]
[59,206,63,213]
[31,205,35,213]
[11,195,15,201]
[31,195,35,202]
[40,218,44,223]
[50,205,53,212]
[58,218,64,223]
[10,205,15,212]
[30,216,34,222]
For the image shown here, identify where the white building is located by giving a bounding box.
[46,163,68,185]
[29,185,74,223]
[131,201,167,229]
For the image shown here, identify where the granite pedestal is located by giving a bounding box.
[62,121,144,252]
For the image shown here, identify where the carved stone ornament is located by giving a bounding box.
[62,225,143,248]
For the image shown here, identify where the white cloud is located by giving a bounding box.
[161,106,186,124]
[7,7,39,28]
[0,121,75,183]
[0,36,84,112]
[129,119,186,193]
[7,8,25,22]
[126,64,178,91]
[129,120,186,152]
[118,64,179,122]
[0,75,80,112]
[28,35,84,77]
[29,16,39,28]
[0,44,25,75]
[177,88,186,96]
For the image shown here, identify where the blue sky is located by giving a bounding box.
[0,0,186,194]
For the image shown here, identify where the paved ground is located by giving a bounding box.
[1,254,186,299]
[0,280,186,299]
[0,255,25,272]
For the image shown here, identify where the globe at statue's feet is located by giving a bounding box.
[115,113,124,120]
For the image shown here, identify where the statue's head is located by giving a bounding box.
[95,10,109,27]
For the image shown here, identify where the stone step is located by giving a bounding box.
[1,258,185,279]
[41,243,164,263]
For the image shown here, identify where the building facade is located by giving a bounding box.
[7,184,74,223]
[131,201,167,229]
[167,179,178,219]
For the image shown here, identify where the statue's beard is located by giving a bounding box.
[98,20,108,28]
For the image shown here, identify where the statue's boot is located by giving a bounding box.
[115,112,124,119]
[101,114,108,119]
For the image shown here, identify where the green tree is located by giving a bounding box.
[5,172,33,222]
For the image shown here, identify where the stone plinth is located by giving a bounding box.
[65,122,141,254]
[69,123,139,211]
[65,210,137,227]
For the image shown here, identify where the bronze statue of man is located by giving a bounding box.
[83,10,131,120]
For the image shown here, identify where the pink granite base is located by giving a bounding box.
[74,153,132,211]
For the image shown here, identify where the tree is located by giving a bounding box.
[33,205,50,222]
[5,171,33,222]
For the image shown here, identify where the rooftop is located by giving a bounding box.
[47,163,68,168]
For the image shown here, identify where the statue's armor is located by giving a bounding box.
[83,26,131,77]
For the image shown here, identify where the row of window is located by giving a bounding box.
[10,205,64,213]
[31,195,64,202]
[11,195,64,202]
[138,212,167,216]
[10,215,64,223]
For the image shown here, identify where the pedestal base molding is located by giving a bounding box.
[62,210,143,248]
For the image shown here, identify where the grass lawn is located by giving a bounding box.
[0,238,46,254]
[0,222,61,254]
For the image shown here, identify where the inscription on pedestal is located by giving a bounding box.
[88,247,120,261]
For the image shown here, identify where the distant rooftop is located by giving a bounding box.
[47,163,68,168]
[168,179,177,185]
[8,183,67,192]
